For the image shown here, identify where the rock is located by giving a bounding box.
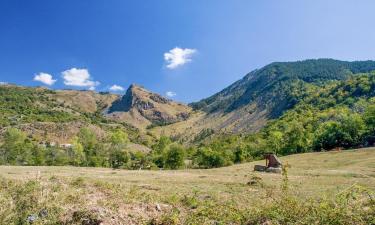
[155,203,161,211]
[39,209,48,218]
[266,167,282,173]
[254,165,267,172]
[26,214,38,224]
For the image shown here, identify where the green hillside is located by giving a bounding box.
[191,59,375,118]
[193,70,375,168]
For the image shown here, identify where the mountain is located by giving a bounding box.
[0,83,192,145]
[2,59,375,145]
[151,59,375,141]
[2,59,375,169]
[0,84,151,146]
[191,59,375,114]
[105,84,192,129]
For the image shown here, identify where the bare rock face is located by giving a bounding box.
[106,84,192,128]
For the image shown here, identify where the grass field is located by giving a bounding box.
[1,148,375,224]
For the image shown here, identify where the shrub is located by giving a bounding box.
[163,144,185,169]
[109,150,129,169]
[193,147,227,168]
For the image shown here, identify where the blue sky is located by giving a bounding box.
[1,0,375,102]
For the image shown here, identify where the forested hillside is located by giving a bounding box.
[191,59,375,115]
[194,71,375,168]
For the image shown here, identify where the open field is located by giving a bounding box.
[1,148,375,224]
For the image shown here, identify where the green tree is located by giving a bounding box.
[233,145,245,163]
[78,128,98,166]
[151,136,172,168]
[69,137,85,166]
[109,150,129,169]
[314,114,365,150]
[109,129,129,146]
[193,147,226,168]
[30,145,45,166]
[267,130,284,155]
[153,136,171,154]
[164,144,185,169]
[78,128,98,151]
[0,128,33,165]
[364,105,375,134]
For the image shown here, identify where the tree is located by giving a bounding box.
[233,145,245,163]
[364,105,375,134]
[152,136,172,168]
[69,137,85,166]
[78,128,98,151]
[78,128,98,166]
[109,129,128,146]
[30,144,45,166]
[153,136,171,154]
[0,128,33,165]
[164,144,185,169]
[267,131,284,155]
[313,113,365,150]
[109,150,129,169]
[193,147,226,168]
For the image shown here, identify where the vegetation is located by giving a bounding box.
[0,149,374,224]
[185,71,375,168]
[3,60,375,170]
[0,86,77,126]
[191,59,375,114]
[3,72,375,169]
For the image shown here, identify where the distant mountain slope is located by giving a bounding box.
[191,59,375,115]
[53,89,118,113]
[152,59,375,140]
[106,84,192,129]
[0,84,150,145]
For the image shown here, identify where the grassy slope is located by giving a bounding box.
[0,148,374,224]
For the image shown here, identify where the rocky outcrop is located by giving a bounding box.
[106,84,192,128]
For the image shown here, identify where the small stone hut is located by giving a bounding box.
[264,153,282,168]
[254,153,282,173]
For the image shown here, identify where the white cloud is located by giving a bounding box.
[166,91,177,98]
[109,85,125,92]
[33,73,56,86]
[0,82,7,85]
[164,47,197,69]
[62,68,99,88]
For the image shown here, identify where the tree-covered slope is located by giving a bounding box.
[191,59,375,117]
[193,71,375,169]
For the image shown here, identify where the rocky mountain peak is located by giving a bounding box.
[106,84,191,128]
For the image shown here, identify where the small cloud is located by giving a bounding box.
[109,85,125,92]
[33,73,56,86]
[164,47,197,69]
[0,82,7,85]
[166,91,177,98]
[88,86,96,91]
[62,68,99,89]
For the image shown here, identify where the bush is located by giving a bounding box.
[109,150,129,169]
[163,144,185,169]
[193,147,228,168]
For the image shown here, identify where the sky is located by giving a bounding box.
[1,0,375,103]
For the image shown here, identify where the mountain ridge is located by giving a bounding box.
[105,84,192,129]
[2,58,375,144]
